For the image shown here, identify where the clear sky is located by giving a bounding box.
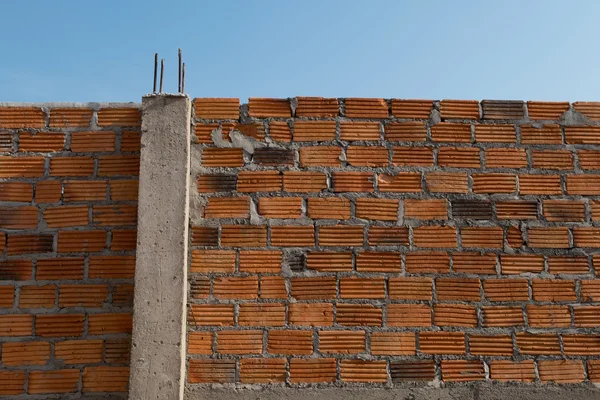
[2,1,600,103]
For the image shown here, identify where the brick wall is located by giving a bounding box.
[0,105,141,396]
[187,98,600,386]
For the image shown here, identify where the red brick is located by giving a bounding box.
[283,171,326,192]
[441,360,485,382]
[0,107,45,129]
[295,97,339,117]
[1,341,50,366]
[121,130,141,151]
[50,156,94,177]
[36,314,84,337]
[385,121,427,141]
[0,206,38,228]
[238,303,285,326]
[521,124,562,144]
[55,340,103,364]
[190,249,235,273]
[391,99,433,118]
[389,277,432,300]
[188,304,234,326]
[64,180,107,202]
[419,331,465,355]
[195,98,240,119]
[469,334,513,356]
[289,358,336,383]
[431,122,471,142]
[306,251,353,272]
[58,230,106,252]
[7,234,54,255]
[436,278,480,301]
[378,172,421,192]
[88,313,132,334]
[88,255,135,279]
[307,197,351,219]
[187,332,212,355]
[392,146,433,166]
[527,101,569,120]
[340,277,385,299]
[475,124,516,143]
[543,200,585,221]
[340,121,380,141]
[43,205,89,228]
[519,174,562,195]
[36,180,62,202]
[355,197,398,221]
[19,132,64,152]
[299,146,341,166]
[289,303,333,326]
[573,101,600,120]
[485,148,527,168]
[527,305,571,328]
[472,173,516,193]
[319,225,364,246]
[70,131,115,152]
[461,226,503,248]
[98,155,140,176]
[341,360,387,383]
[368,226,409,246]
[93,205,137,226]
[0,156,45,178]
[239,250,282,273]
[452,252,497,274]
[344,98,388,118]
[440,100,479,119]
[438,147,480,168]
[483,278,529,302]
[188,359,234,383]
[267,330,313,355]
[258,197,302,218]
[538,360,584,383]
[213,276,258,300]
[97,108,141,126]
[204,196,250,218]
[405,251,450,273]
[28,369,80,394]
[426,172,468,193]
[59,284,108,307]
[565,126,600,144]
[19,285,56,308]
[239,358,286,384]
[271,225,314,247]
[217,330,262,354]
[49,108,93,127]
[109,180,138,201]
[82,366,129,393]
[413,226,457,248]
[293,120,336,141]
[434,304,477,327]
[346,145,388,166]
[356,251,401,272]
[249,98,291,118]
[490,360,535,382]
[0,182,33,202]
[292,277,336,300]
[528,227,570,248]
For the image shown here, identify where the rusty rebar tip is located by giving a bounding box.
[153,53,158,93]
[159,58,165,93]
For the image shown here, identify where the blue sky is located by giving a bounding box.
[1,1,599,103]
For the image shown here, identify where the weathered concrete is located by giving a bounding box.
[129,94,191,400]
[185,385,600,400]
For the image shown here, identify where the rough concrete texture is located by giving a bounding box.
[129,94,191,400]
[185,385,600,400]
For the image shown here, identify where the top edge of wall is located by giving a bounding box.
[0,101,141,109]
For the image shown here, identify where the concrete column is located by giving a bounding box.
[129,94,191,400]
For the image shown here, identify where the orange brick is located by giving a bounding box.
[49,108,93,127]
[452,252,497,274]
[97,108,141,126]
[271,225,314,247]
[259,276,287,299]
[341,360,387,383]
[292,277,336,300]
[385,121,427,141]
[355,251,400,272]
[438,147,480,168]
[295,97,339,117]
[0,314,33,336]
[267,330,313,355]
[404,199,447,220]
[345,98,388,118]
[88,313,132,334]
[405,251,450,273]
[574,226,600,247]
[82,366,129,393]
[98,155,140,176]
[58,230,106,252]
[368,226,409,246]
[521,124,562,144]
[469,334,513,356]
[201,147,243,167]
[387,304,431,327]
[319,225,364,246]
[519,174,562,195]
[441,360,485,382]
[371,332,415,355]
[239,358,286,384]
[307,197,351,219]
[319,330,365,354]
[293,120,336,141]
[213,276,258,300]
[485,148,527,168]
[7,234,54,255]
[238,303,285,326]
[528,227,570,248]
[340,121,380,141]
[289,358,336,383]
[249,98,291,118]
[532,279,575,301]
[582,280,600,302]
[189,304,234,326]
[105,339,131,364]
[283,171,326,192]
[70,131,115,152]
[190,249,235,273]
[461,226,503,248]
[108,179,138,201]
[574,306,600,327]
[306,251,352,272]
[563,334,600,355]
[188,359,234,383]
[565,126,600,144]
[532,149,573,170]
[93,205,137,226]
[43,205,89,228]
[389,277,432,300]
[472,173,516,193]
[88,255,135,279]
[0,206,38,228]
[217,330,262,354]
[431,122,471,142]
[112,284,134,306]
[0,156,45,178]
[527,305,571,328]
[566,174,600,195]
[346,146,388,166]
[390,360,435,382]
[203,196,249,218]
[0,107,45,128]
[436,277,480,301]
[419,331,465,355]
[590,360,600,383]
[258,197,302,218]
[543,200,585,221]
[340,277,385,299]
[121,130,141,151]
[289,303,333,326]
[195,98,240,119]
[19,285,55,308]
[482,101,524,120]
[391,99,433,118]
[434,304,477,327]
[28,369,80,394]
[355,197,398,221]
[0,285,13,308]
[0,182,33,202]
[500,254,544,274]
[490,360,535,382]
[50,156,94,176]
[573,101,600,120]
[36,258,83,280]
[538,360,584,383]
[299,146,341,166]
[55,340,103,364]
[59,284,108,307]
[239,250,282,273]
[579,150,600,170]
[337,303,382,326]
[36,180,62,202]
[1,341,50,366]
[495,200,537,220]
[254,147,294,165]
[413,225,457,248]
[63,180,107,202]
[516,333,561,355]
[392,146,433,166]
[187,332,212,355]
[426,172,468,193]
[378,172,421,192]
[527,101,569,120]
[36,314,84,337]
[269,121,291,141]
[475,124,516,143]
[483,278,529,302]
[19,132,64,152]
[440,100,479,119]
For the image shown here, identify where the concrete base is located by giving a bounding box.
[129,94,191,400]
[185,385,600,400]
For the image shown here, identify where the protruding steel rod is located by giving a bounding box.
[153,53,158,93]
[178,48,182,93]
[182,63,186,94]
[159,59,165,93]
